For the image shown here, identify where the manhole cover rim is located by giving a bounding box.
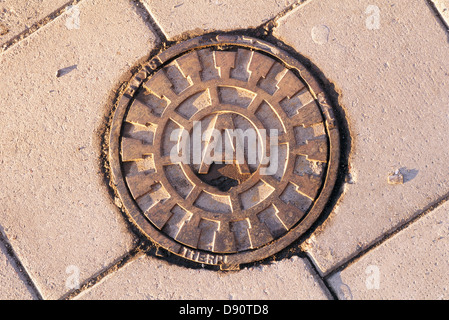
[108,34,341,268]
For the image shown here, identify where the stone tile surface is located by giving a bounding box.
[0,0,70,47]
[77,255,331,300]
[0,237,36,300]
[0,0,157,299]
[274,0,449,274]
[328,201,449,300]
[144,0,296,39]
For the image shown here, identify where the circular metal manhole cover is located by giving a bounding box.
[108,35,341,269]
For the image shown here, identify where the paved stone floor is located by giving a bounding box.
[0,0,448,300]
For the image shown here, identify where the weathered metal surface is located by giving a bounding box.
[109,35,341,269]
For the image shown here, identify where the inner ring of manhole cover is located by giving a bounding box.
[109,35,341,269]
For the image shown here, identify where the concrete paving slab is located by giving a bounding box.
[274,0,449,275]
[143,0,297,40]
[0,0,71,47]
[76,255,332,300]
[0,0,157,299]
[328,201,449,300]
[0,235,37,300]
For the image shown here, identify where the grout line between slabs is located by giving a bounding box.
[134,0,310,43]
[321,190,449,280]
[0,228,44,300]
[134,0,168,43]
[0,0,86,55]
[272,0,311,24]
[259,0,310,34]
[303,255,338,300]
[60,243,147,300]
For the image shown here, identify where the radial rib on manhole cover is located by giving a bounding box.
[108,34,341,269]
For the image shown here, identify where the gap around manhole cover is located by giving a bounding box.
[108,34,343,270]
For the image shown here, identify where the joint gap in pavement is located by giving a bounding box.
[0,226,44,300]
[322,190,449,280]
[0,0,86,55]
[258,0,311,35]
[60,242,148,300]
[133,0,169,44]
[302,254,339,300]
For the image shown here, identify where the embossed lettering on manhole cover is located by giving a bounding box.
[108,35,341,269]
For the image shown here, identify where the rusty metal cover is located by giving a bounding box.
[108,35,341,269]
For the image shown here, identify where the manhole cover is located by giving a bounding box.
[108,35,341,269]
